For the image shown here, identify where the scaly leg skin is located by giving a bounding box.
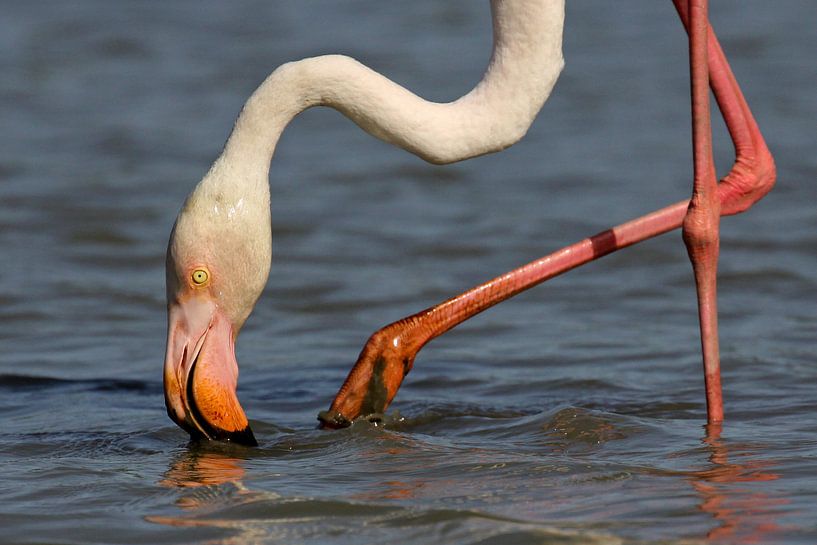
[683,0,722,423]
[318,2,775,429]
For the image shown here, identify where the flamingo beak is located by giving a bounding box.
[163,296,257,446]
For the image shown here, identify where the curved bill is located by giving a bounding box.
[163,296,257,446]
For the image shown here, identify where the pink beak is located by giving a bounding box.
[163,296,257,446]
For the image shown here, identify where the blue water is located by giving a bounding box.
[1,1,816,543]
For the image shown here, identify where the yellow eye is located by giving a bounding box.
[191,268,209,286]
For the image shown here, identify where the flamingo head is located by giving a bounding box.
[163,171,271,446]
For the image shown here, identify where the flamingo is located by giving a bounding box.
[163,0,774,445]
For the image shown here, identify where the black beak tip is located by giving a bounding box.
[223,425,259,447]
[201,425,257,447]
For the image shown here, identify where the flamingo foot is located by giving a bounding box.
[319,325,417,428]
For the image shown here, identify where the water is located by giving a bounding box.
[1,1,815,543]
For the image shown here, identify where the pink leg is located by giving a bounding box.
[673,0,775,422]
[319,2,776,428]
[683,0,723,423]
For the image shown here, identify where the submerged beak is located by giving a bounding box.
[163,296,257,446]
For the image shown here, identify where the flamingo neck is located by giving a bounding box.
[182,0,564,306]
[213,0,563,183]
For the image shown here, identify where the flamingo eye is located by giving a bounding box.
[191,268,209,286]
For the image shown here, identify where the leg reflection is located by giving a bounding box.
[689,424,788,542]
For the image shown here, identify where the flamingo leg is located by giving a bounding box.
[682,0,722,423]
[319,2,775,429]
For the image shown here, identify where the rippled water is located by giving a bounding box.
[1,1,816,544]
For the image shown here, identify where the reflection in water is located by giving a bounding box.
[148,447,266,543]
[350,435,434,502]
[354,479,429,501]
[144,425,797,544]
[689,424,788,543]
[160,448,248,490]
